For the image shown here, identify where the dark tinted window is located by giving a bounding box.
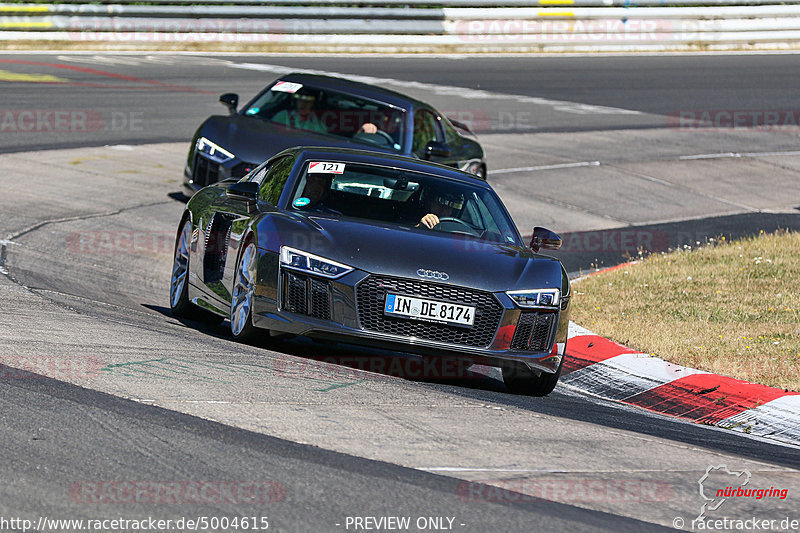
[289,160,519,245]
[412,109,442,156]
[242,81,406,152]
[258,155,295,205]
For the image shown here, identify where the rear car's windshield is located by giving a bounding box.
[242,81,406,152]
[289,161,520,245]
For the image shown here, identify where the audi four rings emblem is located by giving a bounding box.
[417,269,449,281]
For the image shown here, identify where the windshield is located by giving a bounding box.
[242,81,406,152]
[289,161,520,245]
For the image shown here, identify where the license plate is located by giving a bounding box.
[384,294,475,327]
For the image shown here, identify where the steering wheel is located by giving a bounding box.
[353,129,395,147]
[433,217,480,237]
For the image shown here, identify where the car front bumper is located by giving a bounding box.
[251,266,569,375]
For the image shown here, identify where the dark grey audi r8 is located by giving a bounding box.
[170,147,569,395]
[183,73,486,196]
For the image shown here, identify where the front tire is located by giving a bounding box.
[502,356,564,397]
[230,240,260,343]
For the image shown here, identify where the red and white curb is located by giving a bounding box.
[562,322,800,446]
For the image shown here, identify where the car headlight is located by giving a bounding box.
[280,246,353,279]
[506,288,560,309]
[196,137,235,164]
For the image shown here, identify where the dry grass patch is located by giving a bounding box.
[570,230,800,391]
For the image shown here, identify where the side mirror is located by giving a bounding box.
[530,227,562,253]
[226,181,258,203]
[425,141,451,159]
[219,93,239,115]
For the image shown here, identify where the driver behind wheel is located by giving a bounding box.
[417,188,465,229]
[272,89,377,136]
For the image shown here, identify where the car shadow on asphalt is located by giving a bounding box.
[167,191,190,204]
[143,303,800,469]
[143,304,510,393]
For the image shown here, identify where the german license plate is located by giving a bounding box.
[384,294,475,327]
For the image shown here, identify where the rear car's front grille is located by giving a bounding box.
[192,153,219,188]
[511,312,557,352]
[355,275,503,348]
[282,271,332,320]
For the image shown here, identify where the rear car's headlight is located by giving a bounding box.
[280,246,353,279]
[196,137,235,164]
[506,288,560,309]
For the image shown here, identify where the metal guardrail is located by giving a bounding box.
[4,0,800,5]
[1,2,800,51]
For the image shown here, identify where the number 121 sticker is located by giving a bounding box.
[308,162,345,174]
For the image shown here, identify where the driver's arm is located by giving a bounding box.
[271,109,290,126]
[418,213,439,229]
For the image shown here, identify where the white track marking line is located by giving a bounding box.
[420,468,569,472]
[680,153,742,160]
[612,164,760,211]
[34,49,800,58]
[681,150,800,160]
[491,152,792,212]
[491,161,600,175]
[742,150,800,157]
[495,149,800,175]
[225,61,642,116]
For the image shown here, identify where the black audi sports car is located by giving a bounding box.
[171,147,569,395]
[183,73,486,196]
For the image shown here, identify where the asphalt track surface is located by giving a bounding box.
[1,52,799,532]
[3,52,800,152]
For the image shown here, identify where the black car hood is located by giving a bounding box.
[203,115,396,165]
[264,215,564,292]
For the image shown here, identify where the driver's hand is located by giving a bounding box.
[360,123,378,134]
[419,213,439,229]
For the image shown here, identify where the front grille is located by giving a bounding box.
[192,153,219,188]
[310,278,331,321]
[284,272,308,314]
[282,271,332,320]
[511,312,557,352]
[356,275,503,348]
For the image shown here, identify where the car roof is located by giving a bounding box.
[278,73,427,110]
[280,146,490,187]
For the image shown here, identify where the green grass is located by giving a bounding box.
[570,230,800,391]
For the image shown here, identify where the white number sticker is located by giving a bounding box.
[308,162,345,174]
[271,81,303,93]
